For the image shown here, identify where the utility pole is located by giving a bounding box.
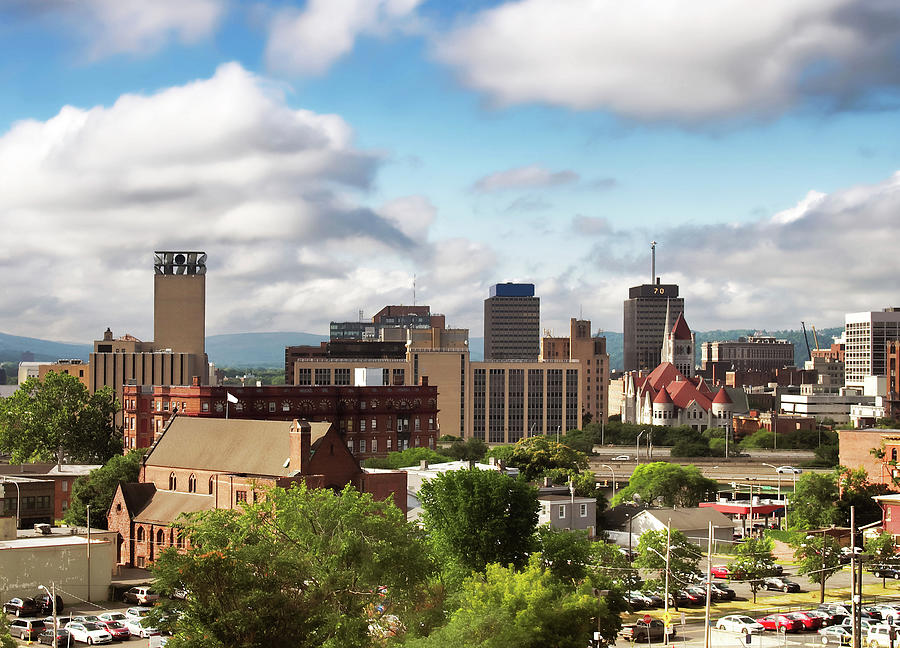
[86,504,92,603]
[703,521,712,648]
[820,528,827,604]
[664,519,672,647]
[851,506,857,648]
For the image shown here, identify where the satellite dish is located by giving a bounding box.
[632,493,642,503]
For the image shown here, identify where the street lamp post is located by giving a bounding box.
[762,463,782,501]
[39,584,57,648]
[636,431,645,465]
[0,477,21,529]
[600,464,617,494]
[86,504,92,603]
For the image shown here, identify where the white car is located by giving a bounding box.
[716,615,766,635]
[121,616,160,638]
[64,621,113,645]
[612,455,630,461]
[124,606,153,620]
[866,624,895,648]
[97,612,127,623]
[776,465,802,474]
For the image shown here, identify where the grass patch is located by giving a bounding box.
[765,529,803,544]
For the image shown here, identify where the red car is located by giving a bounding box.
[785,612,822,631]
[97,620,132,641]
[711,566,731,578]
[757,614,802,632]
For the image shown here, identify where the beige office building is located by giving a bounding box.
[541,318,609,424]
[290,326,582,443]
[90,251,209,400]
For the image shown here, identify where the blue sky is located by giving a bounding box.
[1,0,899,343]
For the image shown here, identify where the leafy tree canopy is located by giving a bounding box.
[419,468,539,575]
[405,557,611,648]
[64,449,145,528]
[787,472,840,530]
[505,436,589,481]
[149,483,435,648]
[589,541,641,591]
[793,533,842,587]
[633,528,701,590]
[611,462,717,508]
[835,467,892,527]
[0,372,121,463]
[0,614,16,648]
[446,437,488,462]
[534,526,595,584]
[728,536,776,603]
[362,447,451,470]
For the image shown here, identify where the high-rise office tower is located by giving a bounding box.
[844,308,900,389]
[623,243,683,372]
[484,283,540,360]
[153,251,207,355]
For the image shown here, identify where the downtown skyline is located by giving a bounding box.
[1,1,899,343]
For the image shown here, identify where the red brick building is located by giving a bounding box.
[838,428,900,488]
[886,341,900,420]
[731,411,816,441]
[0,464,100,522]
[121,380,439,459]
[107,418,407,567]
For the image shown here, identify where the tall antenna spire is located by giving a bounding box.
[413,274,416,306]
[651,240,657,284]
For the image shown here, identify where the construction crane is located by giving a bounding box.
[801,321,812,362]
[812,326,821,351]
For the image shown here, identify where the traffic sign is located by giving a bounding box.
[643,614,652,624]
[661,612,673,624]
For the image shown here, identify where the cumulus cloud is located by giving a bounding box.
[434,0,900,122]
[472,164,579,192]
[0,63,498,341]
[7,0,226,59]
[266,0,423,76]
[572,170,900,331]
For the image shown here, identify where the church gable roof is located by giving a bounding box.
[712,387,733,405]
[667,380,711,411]
[671,312,692,340]
[645,362,686,390]
[653,387,673,405]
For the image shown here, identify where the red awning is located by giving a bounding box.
[700,502,784,515]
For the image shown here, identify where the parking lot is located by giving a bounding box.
[5,600,160,647]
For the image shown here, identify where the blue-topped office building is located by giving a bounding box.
[484,282,540,360]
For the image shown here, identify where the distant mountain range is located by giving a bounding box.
[1,327,843,371]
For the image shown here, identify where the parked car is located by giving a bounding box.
[679,588,704,606]
[764,577,801,592]
[97,620,132,641]
[625,592,646,610]
[628,591,654,608]
[841,617,877,634]
[8,619,47,641]
[710,583,736,600]
[866,624,898,648]
[65,621,113,644]
[71,615,102,624]
[124,607,153,620]
[620,619,674,642]
[44,616,73,629]
[710,566,732,579]
[785,612,823,631]
[870,565,900,579]
[123,586,159,605]
[612,455,630,461]
[761,560,783,576]
[685,586,708,602]
[757,614,802,632]
[38,627,73,646]
[34,593,64,615]
[643,592,665,608]
[121,616,161,638]
[3,596,40,617]
[716,615,765,635]
[98,613,128,624]
[818,625,852,645]
[806,609,837,627]
[776,466,802,474]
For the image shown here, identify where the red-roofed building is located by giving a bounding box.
[623,362,739,434]
[660,304,696,378]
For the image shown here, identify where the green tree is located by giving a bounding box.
[787,472,840,530]
[0,614,16,648]
[728,537,776,603]
[446,437,488,462]
[793,533,842,600]
[534,526,594,584]
[836,467,891,527]
[64,449,145,528]
[419,469,539,575]
[866,533,898,586]
[149,483,435,648]
[611,463,718,508]
[0,372,121,463]
[589,541,641,591]
[633,529,701,591]
[362,447,451,470]
[505,436,589,481]
[405,557,614,648]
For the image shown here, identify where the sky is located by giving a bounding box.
[1,0,899,344]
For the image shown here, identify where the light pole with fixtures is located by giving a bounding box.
[600,464,616,494]
[636,431,644,465]
[39,583,58,648]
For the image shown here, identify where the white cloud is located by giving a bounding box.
[13,0,227,59]
[266,0,423,76]
[434,0,900,122]
[473,164,579,192]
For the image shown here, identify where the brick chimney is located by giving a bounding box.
[289,420,311,474]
